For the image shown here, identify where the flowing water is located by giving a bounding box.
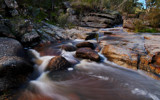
[15,28,160,100]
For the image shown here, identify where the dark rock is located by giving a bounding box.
[76,48,100,61]
[61,45,76,51]
[0,37,25,58]
[11,19,34,37]
[76,42,95,49]
[0,24,15,38]
[46,56,71,71]
[37,22,69,43]
[10,9,19,16]
[4,0,18,9]
[37,29,56,43]
[151,52,160,66]
[0,56,33,91]
[0,15,3,19]
[0,38,33,91]
[104,31,113,35]
[85,32,97,40]
[20,30,40,46]
[0,56,33,78]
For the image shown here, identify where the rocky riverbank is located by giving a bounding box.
[0,0,160,99]
[100,27,160,75]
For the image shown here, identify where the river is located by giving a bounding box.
[14,27,160,100]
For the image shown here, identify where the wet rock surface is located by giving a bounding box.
[76,42,95,49]
[100,27,160,75]
[61,44,76,51]
[46,56,72,71]
[76,47,100,62]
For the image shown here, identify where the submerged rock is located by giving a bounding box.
[46,56,71,71]
[76,48,100,62]
[85,32,97,40]
[61,44,76,51]
[76,42,95,49]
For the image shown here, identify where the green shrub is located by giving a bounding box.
[133,19,145,32]
[146,8,160,28]
[138,28,160,33]
[57,12,69,27]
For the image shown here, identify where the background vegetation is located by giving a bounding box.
[1,0,159,31]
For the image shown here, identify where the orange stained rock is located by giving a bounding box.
[155,67,160,74]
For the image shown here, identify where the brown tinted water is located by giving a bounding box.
[15,30,160,100]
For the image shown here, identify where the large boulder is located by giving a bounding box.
[81,13,122,28]
[0,56,33,91]
[76,48,100,62]
[100,28,160,75]
[46,56,71,71]
[76,42,95,49]
[0,37,25,58]
[20,29,40,46]
[102,45,138,69]
[0,37,33,91]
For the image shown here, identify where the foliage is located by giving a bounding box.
[133,19,145,32]
[70,0,142,14]
[138,28,160,33]
[57,12,69,28]
[146,8,160,28]
[146,0,160,9]
[133,18,160,33]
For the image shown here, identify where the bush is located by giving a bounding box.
[145,8,160,28]
[57,12,69,27]
[133,19,144,32]
[133,19,160,33]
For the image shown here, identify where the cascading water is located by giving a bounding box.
[14,28,160,100]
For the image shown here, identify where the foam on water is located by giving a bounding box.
[30,72,70,100]
[91,75,109,80]
[132,88,160,100]
[29,49,54,73]
[61,50,78,64]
